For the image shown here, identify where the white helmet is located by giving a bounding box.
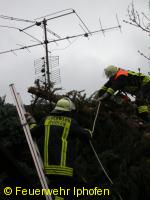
[54,97,76,112]
[104,65,118,78]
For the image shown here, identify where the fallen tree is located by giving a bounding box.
[27,84,150,200]
[0,84,150,199]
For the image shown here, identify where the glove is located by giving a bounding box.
[25,112,36,124]
[97,92,110,101]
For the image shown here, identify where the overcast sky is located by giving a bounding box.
[0,0,150,104]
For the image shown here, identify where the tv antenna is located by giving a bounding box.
[0,9,121,89]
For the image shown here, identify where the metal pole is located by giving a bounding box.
[42,57,47,90]
[43,18,51,89]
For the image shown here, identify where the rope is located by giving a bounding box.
[91,100,101,134]
[90,100,124,200]
[89,140,113,184]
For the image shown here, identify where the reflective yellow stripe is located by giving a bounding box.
[29,123,37,129]
[138,105,149,113]
[45,116,70,126]
[107,88,114,95]
[142,76,150,85]
[128,71,150,86]
[44,165,73,176]
[61,121,71,166]
[44,116,72,176]
[101,86,107,91]
[128,71,140,76]
[44,125,50,167]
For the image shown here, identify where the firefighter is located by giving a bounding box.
[97,65,150,121]
[26,97,92,200]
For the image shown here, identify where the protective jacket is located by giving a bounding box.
[100,69,150,96]
[30,111,91,177]
[99,68,150,116]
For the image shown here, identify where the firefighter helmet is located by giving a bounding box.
[104,65,118,78]
[54,97,76,112]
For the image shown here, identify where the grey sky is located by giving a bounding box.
[0,0,149,104]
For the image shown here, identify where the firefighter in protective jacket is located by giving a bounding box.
[97,65,150,121]
[26,97,92,200]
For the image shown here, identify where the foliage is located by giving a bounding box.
[28,87,150,200]
[0,87,150,200]
[0,97,42,200]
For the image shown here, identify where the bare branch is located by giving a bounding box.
[138,50,150,60]
[124,2,150,62]
[124,2,150,33]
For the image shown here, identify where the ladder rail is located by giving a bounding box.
[9,84,52,200]
[17,92,44,169]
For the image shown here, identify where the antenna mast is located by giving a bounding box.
[0,10,122,90]
[43,18,51,89]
